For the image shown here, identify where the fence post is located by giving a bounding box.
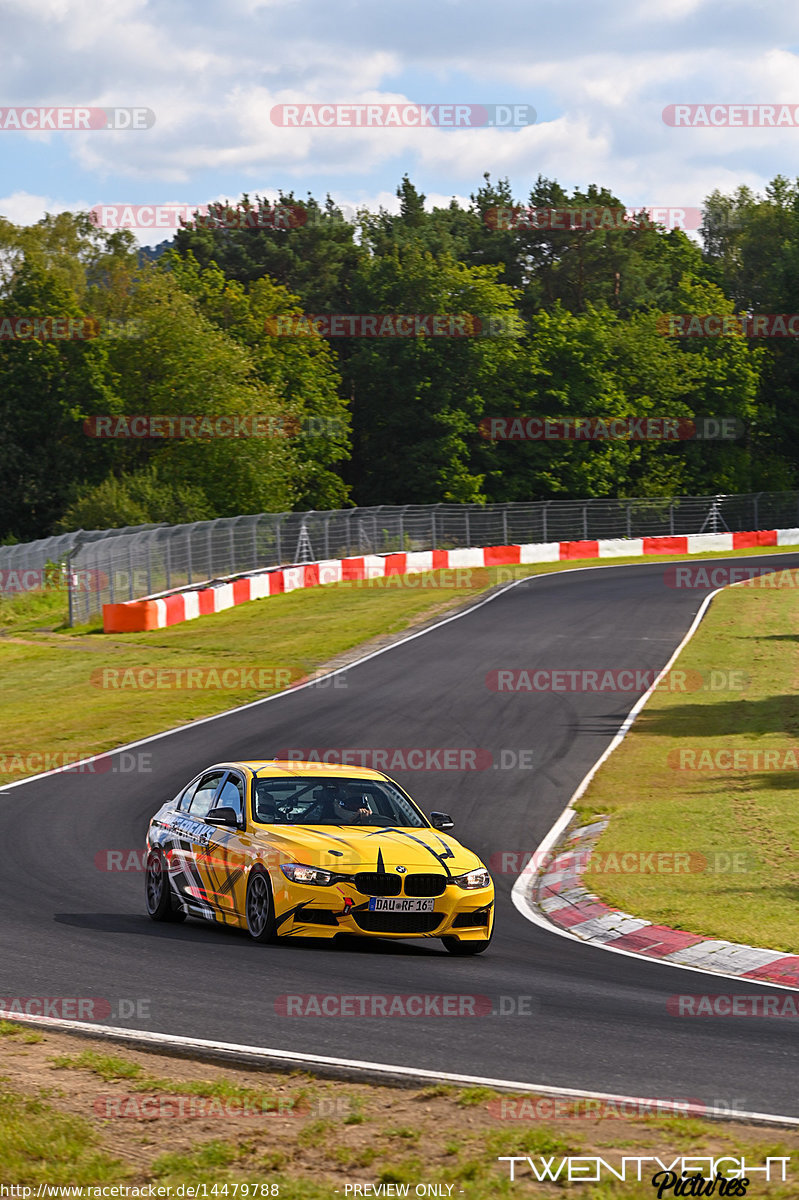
[94,548,103,624]
[165,533,171,591]
[146,538,152,596]
[582,502,588,540]
[252,518,258,569]
[753,493,760,530]
[324,513,330,559]
[67,550,74,626]
[626,503,632,538]
[465,507,471,547]
[502,507,508,546]
[669,504,674,536]
[187,529,193,585]
[128,543,134,600]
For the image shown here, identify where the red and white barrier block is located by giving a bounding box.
[102,528,796,633]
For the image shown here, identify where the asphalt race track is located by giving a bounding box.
[2,555,798,1115]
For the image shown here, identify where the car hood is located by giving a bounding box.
[255,824,485,877]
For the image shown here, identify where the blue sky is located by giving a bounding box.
[3,0,799,243]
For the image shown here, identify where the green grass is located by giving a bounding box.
[0,584,72,632]
[456,1085,500,1106]
[1,544,795,787]
[50,1050,145,1081]
[0,1020,43,1043]
[575,580,799,951]
[49,1050,300,1113]
[0,1085,126,1184]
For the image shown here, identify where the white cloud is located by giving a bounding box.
[0,191,85,225]
[2,0,798,232]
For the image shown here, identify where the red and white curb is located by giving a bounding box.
[536,818,799,988]
[102,526,798,632]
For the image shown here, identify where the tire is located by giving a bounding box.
[245,867,277,943]
[441,931,492,956]
[145,848,185,922]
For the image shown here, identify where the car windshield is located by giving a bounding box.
[252,776,427,827]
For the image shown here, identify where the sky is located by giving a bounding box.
[2,0,799,244]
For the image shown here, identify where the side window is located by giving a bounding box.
[177,778,201,812]
[216,774,245,823]
[187,772,225,820]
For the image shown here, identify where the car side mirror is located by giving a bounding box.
[430,811,454,830]
[206,806,242,827]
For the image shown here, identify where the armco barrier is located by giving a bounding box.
[102,529,792,633]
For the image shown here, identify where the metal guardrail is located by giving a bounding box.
[29,491,795,624]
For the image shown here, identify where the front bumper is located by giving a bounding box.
[273,876,494,940]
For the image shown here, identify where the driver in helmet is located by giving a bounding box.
[335,786,372,824]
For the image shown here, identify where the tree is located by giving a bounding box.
[344,246,526,503]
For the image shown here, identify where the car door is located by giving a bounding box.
[176,769,227,916]
[202,771,250,920]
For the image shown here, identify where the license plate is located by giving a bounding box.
[368,897,435,913]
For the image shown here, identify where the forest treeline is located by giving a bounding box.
[1,173,797,542]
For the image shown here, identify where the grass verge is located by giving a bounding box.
[575,575,799,952]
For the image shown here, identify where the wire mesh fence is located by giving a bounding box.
[2,493,798,624]
[0,523,166,599]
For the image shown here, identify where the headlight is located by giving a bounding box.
[280,863,335,886]
[451,868,491,890]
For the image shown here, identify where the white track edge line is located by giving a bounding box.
[1,1010,796,1128]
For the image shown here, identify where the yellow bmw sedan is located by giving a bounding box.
[145,760,494,955]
